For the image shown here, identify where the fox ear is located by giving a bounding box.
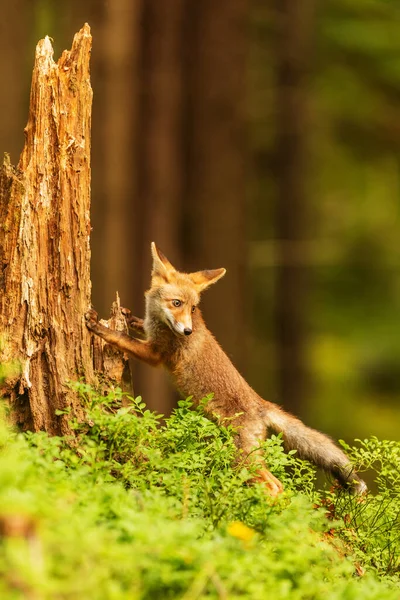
[189,268,226,292]
[151,242,176,281]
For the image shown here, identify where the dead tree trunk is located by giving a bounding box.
[0,25,129,435]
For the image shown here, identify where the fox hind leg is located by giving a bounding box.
[252,468,284,496]
[236,426,284,497]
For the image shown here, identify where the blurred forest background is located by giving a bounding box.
[1,0,399,442]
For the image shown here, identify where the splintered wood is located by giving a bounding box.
[0,25,130,434]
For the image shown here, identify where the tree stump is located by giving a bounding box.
[0,25,130,435]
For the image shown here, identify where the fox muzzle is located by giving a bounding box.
[172,319,192,336]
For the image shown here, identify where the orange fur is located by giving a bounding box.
[86,243,366,496]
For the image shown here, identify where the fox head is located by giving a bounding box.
[145,242,226,337]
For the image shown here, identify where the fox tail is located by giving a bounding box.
[265,406,367,494]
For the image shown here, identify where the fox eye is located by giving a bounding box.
[172,299,182,308]
[191,306,196,313]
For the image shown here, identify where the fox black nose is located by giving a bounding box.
[184,328,192,336]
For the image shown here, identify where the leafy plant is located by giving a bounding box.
[0,381,398,598]
[326,437,400,579]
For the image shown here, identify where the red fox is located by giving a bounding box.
[85,242,366,496]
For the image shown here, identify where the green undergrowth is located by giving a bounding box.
[0,381,398,599]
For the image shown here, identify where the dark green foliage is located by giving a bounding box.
[0,382,398,598]
[331,437,400,579]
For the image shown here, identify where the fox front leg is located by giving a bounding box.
[85,309,161,366]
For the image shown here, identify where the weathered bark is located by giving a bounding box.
[0,25,129,434]
[92,293,133,392]
[274,1,316,415]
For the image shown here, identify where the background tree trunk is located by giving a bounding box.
[0,26,129,434]
[131,0,249,411]
[91,0,140,316]
[184,0,249,374]
[274,0,316,415]
[0,0,30,165]
[132,0,185,414]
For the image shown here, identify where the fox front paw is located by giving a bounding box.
[121,308,145,333]
[85,308,99,332]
